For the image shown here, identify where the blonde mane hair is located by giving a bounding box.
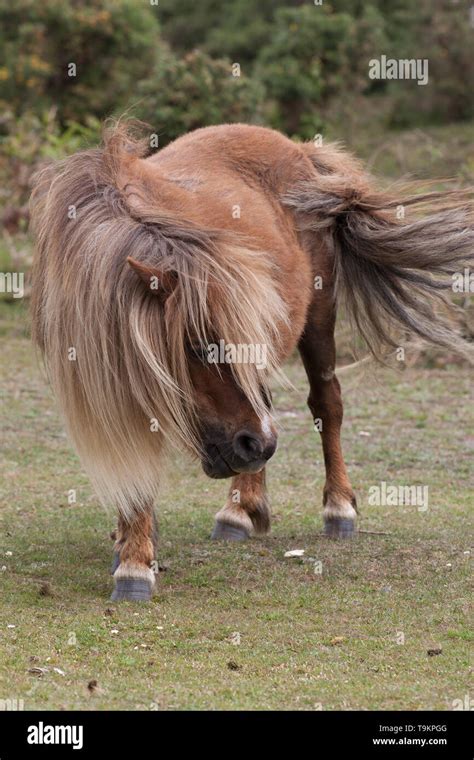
[30,124,288,515]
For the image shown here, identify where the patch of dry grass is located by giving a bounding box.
[0,302,472,710]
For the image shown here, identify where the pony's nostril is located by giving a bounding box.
[233,431,264,462]
[263,439,277,461]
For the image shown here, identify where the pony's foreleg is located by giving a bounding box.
[111,505,157,601]
[211,470,270,541]
[299,301,357,538]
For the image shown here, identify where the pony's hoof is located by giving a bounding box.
[110,578,153,602]
[110,551,120,574]
[324,517,356,539]
[211,522,249,541]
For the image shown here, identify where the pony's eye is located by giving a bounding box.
[261,386,273,409]
[187,343,210,363]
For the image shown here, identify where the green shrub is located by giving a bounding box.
[0,0,161,123]
[135,48,265,145]
[256,6,344,137]
[0,108,100,213]
[384,0,474,127]
[158,0,281,65]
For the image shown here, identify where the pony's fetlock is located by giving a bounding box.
[211,470,270,540]
[111,509,157,600]
[212,493,271,540]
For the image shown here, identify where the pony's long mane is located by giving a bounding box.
[30,123,288,514]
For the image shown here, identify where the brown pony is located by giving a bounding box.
[30,122,473,601]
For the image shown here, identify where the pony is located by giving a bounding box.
[30,122,473,601]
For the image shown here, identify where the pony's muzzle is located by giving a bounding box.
[202,428,277,478]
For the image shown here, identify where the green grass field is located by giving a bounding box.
[0,301,472,710]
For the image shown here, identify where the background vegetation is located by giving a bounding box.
[1,0,473,220]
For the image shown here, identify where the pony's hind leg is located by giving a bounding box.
[211,470,270,541]
[111,505,158,601]
[298,298,357,538]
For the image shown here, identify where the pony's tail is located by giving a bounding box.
[284,144,474,362]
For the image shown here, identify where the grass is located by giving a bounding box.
[0,300,472,710]
[328,112,474,185]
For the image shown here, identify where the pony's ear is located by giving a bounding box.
[127,257,177,302]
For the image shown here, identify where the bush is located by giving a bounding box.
[384,0,474,127]
[135,48,265,145]
[256,4,387,139]
[158,0,282,65]
[0,108,100,216]
[0,0,161,123]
